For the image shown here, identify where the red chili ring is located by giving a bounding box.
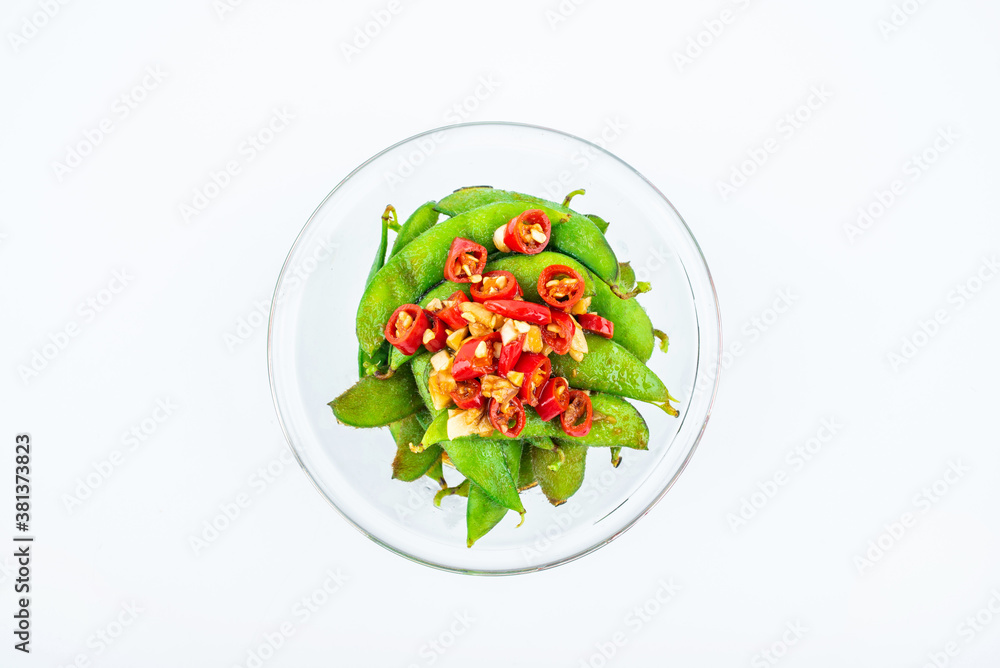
[488,396,526,438]
[503,210,551,255]
[384,304,429,356]
[560,390,593,438]
[537,264,585,311]
[536,377,570,421]
[470,270,520,303]
[444,237,488,283]
[541,309,574,355]
[577,313,614,340]
[514,353,552,407]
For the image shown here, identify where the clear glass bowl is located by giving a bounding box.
[268,122,721,575]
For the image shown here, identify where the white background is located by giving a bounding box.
[4,0,1000,666]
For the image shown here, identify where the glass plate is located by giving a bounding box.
[268,122,721,575]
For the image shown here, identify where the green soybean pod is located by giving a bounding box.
[488,252,655,362]
[549,334,678,416]
[532,441,588,506]
[438,438,524,513]
[466,440,524,547]
[358,205,394,376]
[328,366,424,427]
[389,412,442,482]
[389,201,440,258]
[436,186,621,287]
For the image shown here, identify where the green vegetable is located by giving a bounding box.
[420,394,649,450]
[357,202,564,355]
[586,213,610,234]
[533,441,587,506]
[389,412,442,482]
[438,439,524,513]
[488,252,655,361]
[358,205,395,377]
[390,201,439,258]
[466,440,524,547]
[518,444,539,490]
[328,367,423,427]
[549,333,678,415]
[434,186,621,287]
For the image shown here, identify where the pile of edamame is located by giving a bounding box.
[330,186,677,547]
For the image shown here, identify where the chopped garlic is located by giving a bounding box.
[570,296,592,315]
[524,325,544,353]
[493,225,510,253]
[446,327,468,351]
[506,371,524,387]
[513,320,531,334]
[468,322,490,338]
[426,298,444,312]
[447,408,494,440]
[500,318,519,344]
[430,350,452,372]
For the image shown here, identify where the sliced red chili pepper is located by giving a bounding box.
[450,379,484,410]
[503,209,551,255]
[537,265,585,311]
[483,299,551,325]
[541,309,574,355]
[435,290,470,330]
[384,304,429,356]
[421,310,448,352]
[514,353,551,407]
[560,390,593,437]
[577,313,614,339]
[536,377,570,421]
[444,237,487,283]
[470,270,520,303]
[497,334,525,376]
[451,332,501,381]
[488,396,526,438]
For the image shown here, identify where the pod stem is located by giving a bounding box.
[610,446,623,468]
[561,188,586,207]
[433,479,469,507]
[655,400,680,418]
[547,446,567,472]
[382,204,400,232]
[653,329,670,353]
[612,282,652,300]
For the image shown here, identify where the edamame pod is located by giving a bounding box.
[328,366,424,427]
[358,202,566,355]
[518,444,540,490]
[489,252,655,361]
[390,412,443,482]
[466,441,524,547]
[420,394,649,450]
[390,201,439,258]
[435,186,620,286]
[438,439,524,513]
[358,205,395,376]
[533,441,587,506]
[549,333,678,415]
[409,352,442,419]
